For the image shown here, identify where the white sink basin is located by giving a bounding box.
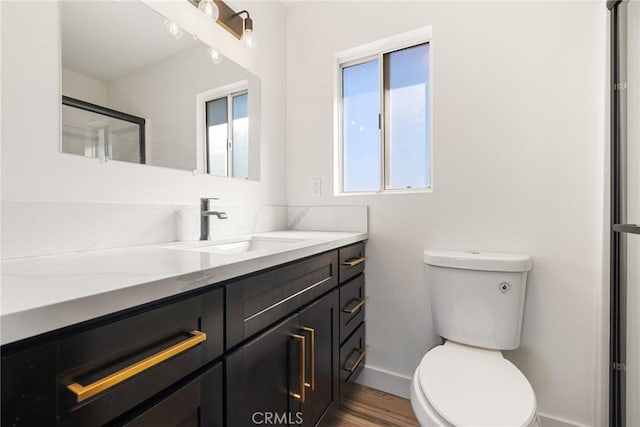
[163,236,309,255]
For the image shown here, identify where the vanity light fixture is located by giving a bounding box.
[163,19,184,39]
[197,0,219,20]
[189,0,255,46]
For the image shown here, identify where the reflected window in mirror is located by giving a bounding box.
[204,89,249,179]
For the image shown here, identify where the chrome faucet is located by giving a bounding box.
[200,198,228,241]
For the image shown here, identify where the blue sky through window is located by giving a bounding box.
[386,43,430,189]
[342,59,381,192]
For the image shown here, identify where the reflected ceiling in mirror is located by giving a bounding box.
[60,1,261,180]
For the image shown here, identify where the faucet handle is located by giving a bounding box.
[200,197,219,209]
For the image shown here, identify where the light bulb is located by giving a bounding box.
[241,29,255,48]
[198,0,219,20]
[208,47,222,64]
[163,19,184,39]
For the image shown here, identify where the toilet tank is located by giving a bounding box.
[424,250,532,350]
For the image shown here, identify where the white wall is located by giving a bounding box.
[1,0,286,207]
[285,2,607,425]
[62,68,107,105]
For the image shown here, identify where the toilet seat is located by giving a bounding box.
[417,343,536,427]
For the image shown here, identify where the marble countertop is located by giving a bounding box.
[0,230,367,345]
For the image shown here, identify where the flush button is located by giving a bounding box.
[499,282,511,293]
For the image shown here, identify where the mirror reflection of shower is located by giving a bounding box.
[61,98,145,164]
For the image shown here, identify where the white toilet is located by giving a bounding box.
[410,250,540,427]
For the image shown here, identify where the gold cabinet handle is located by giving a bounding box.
[343,299,365,314]
[301,326,315,391]
[343,349,365,373]
[67,330,206,403]
[341,257,365,268]
[290,333,306,402]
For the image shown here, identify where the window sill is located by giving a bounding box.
[334,188,432,197]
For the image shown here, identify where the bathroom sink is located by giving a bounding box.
[163,236,310,255]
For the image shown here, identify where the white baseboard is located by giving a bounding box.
[355,364,412,399]
[355,365,591,427]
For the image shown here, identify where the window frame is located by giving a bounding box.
[195,81,249,178]
[334,27,433,196]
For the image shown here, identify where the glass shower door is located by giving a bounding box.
[611,1,640,425]
[624,1,639,424]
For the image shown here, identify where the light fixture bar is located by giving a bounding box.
[215,1,244,40]
[188,0,245,40]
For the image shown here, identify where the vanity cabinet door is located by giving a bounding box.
[299,290,339,427]
[226,291,339,427]
[226,314,302,427]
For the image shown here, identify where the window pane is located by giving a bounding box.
[385,43,430,189]
[342,59,381,192]
[232,93,249,179]
[206,97,228,176]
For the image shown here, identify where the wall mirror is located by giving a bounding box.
[59,1,261,180]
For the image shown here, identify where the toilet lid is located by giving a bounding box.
[418,345,536,427]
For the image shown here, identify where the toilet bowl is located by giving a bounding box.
[411,250,537,427]
[410,342,538,427]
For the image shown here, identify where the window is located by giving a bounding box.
[205,90,249,179]
[336,28,432,194]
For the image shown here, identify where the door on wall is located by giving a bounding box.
[609,1,640,426]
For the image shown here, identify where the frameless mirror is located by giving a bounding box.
[60,1,261,180]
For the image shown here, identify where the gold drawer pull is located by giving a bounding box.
[67,330,206,403]
[341,257,365,268]
[343,349,365,373]
[343,299,365,315]
[301,326,315,390]
[290,334,306,402]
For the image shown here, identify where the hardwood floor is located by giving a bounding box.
[321,384,419,427]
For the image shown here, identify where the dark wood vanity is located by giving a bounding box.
[1,241,366,426]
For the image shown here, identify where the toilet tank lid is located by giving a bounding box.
[424,250,532,272]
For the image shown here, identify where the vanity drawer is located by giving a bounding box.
[339,322,365,403]
[111,362,223,427]
[338,242,365,284]
[226,251,338,348]
[339,274,365,343]
[55,287,224,426]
